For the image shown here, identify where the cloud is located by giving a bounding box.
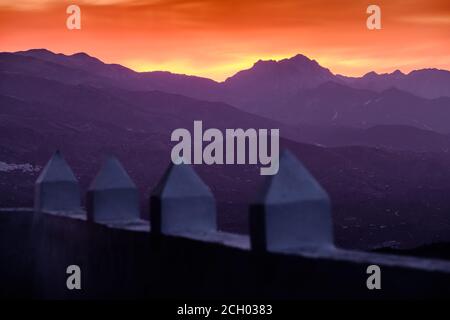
[396,15,450,25]
[0,0,449,80]
[0,0,133,9]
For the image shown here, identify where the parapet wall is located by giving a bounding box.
[1,150,450,299]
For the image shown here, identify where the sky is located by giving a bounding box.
[0,0,449,81]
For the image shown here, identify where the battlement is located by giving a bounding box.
[1,150,449,299]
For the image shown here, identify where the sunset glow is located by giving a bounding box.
[0,0,449,81]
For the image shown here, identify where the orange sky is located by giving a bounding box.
[0,0,449,81]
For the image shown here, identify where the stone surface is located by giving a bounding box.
[34,150,81,213]
[151,163,216,236]
[250,150,334,252]
[87,156,139,223]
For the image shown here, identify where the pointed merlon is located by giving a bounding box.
[87,156,139,223]
[89,155,137,190]
[151,162,216,236]
[36,150,77,184]
[250,150,334,252]
[34,150,81,213]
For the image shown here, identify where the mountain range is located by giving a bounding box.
[1,49,450,250]
[4,49,450,134]
[11,49,450,100]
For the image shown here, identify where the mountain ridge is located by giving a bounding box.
[2,48,450,134]
[2,49,450,249]
[8,48,450,93]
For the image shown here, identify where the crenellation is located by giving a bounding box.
[34,150,82,214]
[151,162,217,237]
[0,149,448,299]
[87,156,140,224]
[250,150,334,253]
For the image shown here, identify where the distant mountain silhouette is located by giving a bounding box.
[2,73,450,249]
[275,82,450,133]
[220,54,335,112]
[339,69,450,99]
[297,124,450,153]
[8,49,450,100]
[3,49,449,134]
[16,48,136,80]
[2,49,450,249]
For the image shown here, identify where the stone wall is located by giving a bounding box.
[1,150,449,299]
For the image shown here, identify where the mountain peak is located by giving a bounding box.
[16,48,101,65]
[21,48,53,54]
[251,54,318,68]
[70,52,94,59]
[363,71,379,78]
[16,48,55,58]
[287,53,315,63]
[278,54,322,69]
[224,52,334,92]
[408,68,450,76]
[253,59,277,67]
[68,52,103,64]
[392,69,404,76]
[362,69,404,79]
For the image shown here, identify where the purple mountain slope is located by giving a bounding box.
[16,48,134,79]
[11,49,450,102]
[297,124,450,153]
[339,68,450,99]
[275,82,450,133]
[4,49,450,135]
[2,61,450,249]
[220,54,335,112]
[7,49,221,100]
